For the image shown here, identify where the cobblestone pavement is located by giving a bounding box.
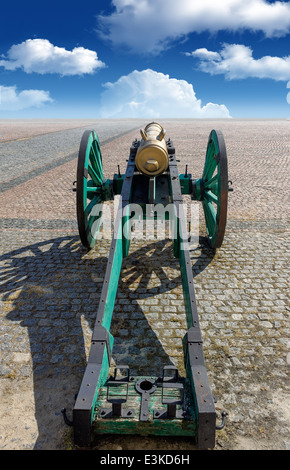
[0,119,289,450]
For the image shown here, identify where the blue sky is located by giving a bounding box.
[0,0,290,118]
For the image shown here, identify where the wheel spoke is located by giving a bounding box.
[203,199,217,238]
[88,211,102,234]
[90,143,103,180]
[88,164,103,185]
[87,201,103,239]
[204,190,218,204]
[204,172,219,198]
[203,156,217,181]
[201,129,228,249]
[84,195,102,217]
[203,144,218,181]
[77,129,105,250]
[203,173,218,189]
[86,186,102,193]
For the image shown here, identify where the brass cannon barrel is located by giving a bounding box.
[135,122,168,176]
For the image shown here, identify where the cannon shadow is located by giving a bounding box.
[0,234,214,449]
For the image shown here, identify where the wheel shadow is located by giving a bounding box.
[0,234,215,449]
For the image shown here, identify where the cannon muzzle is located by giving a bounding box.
[135,122,168,176]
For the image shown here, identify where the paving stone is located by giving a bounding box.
[0,119,289,450]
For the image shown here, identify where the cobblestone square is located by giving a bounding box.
[0,119,289,450]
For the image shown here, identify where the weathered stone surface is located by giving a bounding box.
[0,119,289,450]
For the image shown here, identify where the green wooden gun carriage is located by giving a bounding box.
[68,122,231,449]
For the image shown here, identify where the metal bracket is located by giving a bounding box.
[99,366,135,419]
[135,378,157,421]
[216,411,227,430]
[92,325,112,363]
[166,138,175,155]
[153,366,186,419]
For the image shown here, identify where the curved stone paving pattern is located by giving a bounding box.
[0,119,289,450]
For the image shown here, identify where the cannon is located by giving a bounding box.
[69,122,231,448]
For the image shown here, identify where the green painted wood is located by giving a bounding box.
[93,376,197,438]
[202,198,217,239]
[201,129,228,249]
[76,130,104,250]
[203,173,218,191]
[74,134,219,447]
[88,163,103,185]
[179,174,192,194]
[91,132,104,180]
[74,150,135,446]
[101,219,124,332]
[169,150,216,448]
[122,204,131,258]
[93,417,197,437]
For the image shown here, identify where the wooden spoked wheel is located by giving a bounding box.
[76,130,104,250]
[202,129,228,249]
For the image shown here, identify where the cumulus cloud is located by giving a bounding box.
[186,44,290,81]
[100,69,231,118]
[97,0,290,53]
[0,85,53,111]
[0,39,106,76]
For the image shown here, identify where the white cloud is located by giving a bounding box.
[97,0,290,53]
[0,39,106,76]
[100,69,231,118]
[187,44,290,81]
[0,85,53,111]
[185,48,221,61]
